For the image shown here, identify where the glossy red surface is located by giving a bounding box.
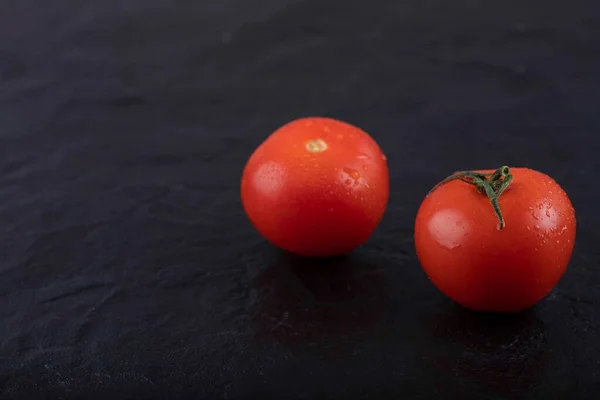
[415,168,576,312]
[241,117,389,257]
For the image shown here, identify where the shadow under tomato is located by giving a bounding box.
[419,303,553,398]
[252,250,388,359]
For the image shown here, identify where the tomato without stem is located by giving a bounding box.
[414,166,576,313]
[241,117,389,257]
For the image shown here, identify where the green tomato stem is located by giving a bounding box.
[428,166,513,230]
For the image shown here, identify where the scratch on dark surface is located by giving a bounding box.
[38,282,106,304]
[83,287,123,318]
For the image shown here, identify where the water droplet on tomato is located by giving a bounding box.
[357,152,370,160]
[381,154,387,161]
[527,225,531,230]
[362,165,368,171]
[344,179,352,185]
[534,224,540,230]
[545,210,551,218]
[538,204,544,210]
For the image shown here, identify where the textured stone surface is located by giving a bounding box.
[1,0,600,398]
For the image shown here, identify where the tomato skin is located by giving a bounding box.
[241,117,389,257]
[414,168,576,313]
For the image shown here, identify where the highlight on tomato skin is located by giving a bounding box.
[413,166,576,313]
[240,117,390,258]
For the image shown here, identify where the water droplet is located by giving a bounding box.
[344,179,352,185]
[362,165,368,171]
[545,210,551,218]
[381,154,387,161]
[357,152,370,160]
[532,213,540,220]
[534,224,540,230]
[305,120,314,127]
[527,225,531,230]
[538,204,544,210]
[323,126,331,133]
[528,206,534,211]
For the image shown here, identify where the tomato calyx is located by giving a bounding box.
[428,166,513,230]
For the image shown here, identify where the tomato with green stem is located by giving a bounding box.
[414,166,576,313]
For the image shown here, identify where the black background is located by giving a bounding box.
[1,0,600,399]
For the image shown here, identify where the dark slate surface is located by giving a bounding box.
[1,0,600,398]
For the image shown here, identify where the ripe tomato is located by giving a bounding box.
[414,166,576,313]
[241,117,389,257]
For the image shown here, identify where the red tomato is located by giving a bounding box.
[241,117,389,257]
[414,166,576,313]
